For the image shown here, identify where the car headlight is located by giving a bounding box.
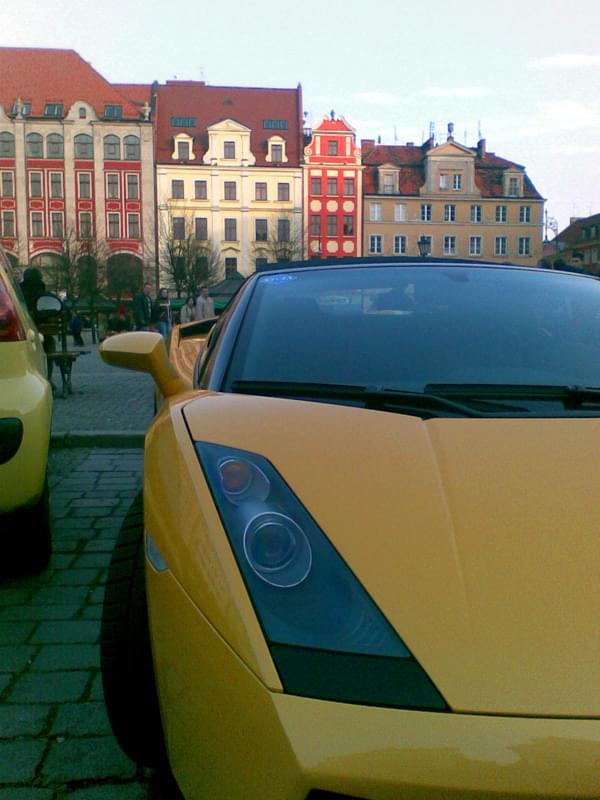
[196,442,447,711]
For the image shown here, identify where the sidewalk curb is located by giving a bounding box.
[51,431,146,448]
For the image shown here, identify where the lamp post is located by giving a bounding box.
[417,236,431,257]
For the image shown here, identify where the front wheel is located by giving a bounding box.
[100,491,168,768]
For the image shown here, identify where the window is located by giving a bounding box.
[79,107,87,119]
[225,257,237,270]
[11,101,31,116]
[126,174,139,200]
[343,178,355,196]
[255,257,268,268]
[443,235,456,255]
[278,219,290,242]
[518,237,531,256]
[0,132,15,158]
[78,173,91,199]
[74,134,93,159]
[171,116,197,128]
[421,204,432,221]
[107,173,120,199]
[444,204,456,222]
[453,174,462,190]
[195,217,208,241]
[496,205,507,223]
[50,172,63,198]
[29,172,42,198]
[224,181,237,200]
[271,144,283,162]
[263,119,288,130]
[495,236,507,256]
[177,141,190,160]
[128,214,140,239]
[47,134,64,158]
[172,217,185,240]
[394,235,407,254]
[326,215,337,236]
[79,212,92,238]
[255,219,268,241]
[104,104,122,119]
[369,235,382,254]
[417,235,432,255]
[327,140,338,156]
[310,215,321,236]
[44,103,63,117]
[394,203,407,222]
[171,179,184,199]
[277,182,290,202]
[26,133,43,158]
[439,174,448,190]
[311,177,322,195]
[520,205,531,223]
[124,135,140,160]
[370,203,382,222]
[51,212,64,238]
[470,204,482,223]
[383,174,395,194]
[224,218,237,241]
[104,135,120,160]
[31,212,43,237]
[195,180,207,200]
[255,182,267,200]
[327,177,337,195]
[224,141,235,159]
[108,213,121,238]
[1,172,14,197]
[343,215,354,236]
[508,177,519,196]
[469,236,482,256]
[1,210,15,237]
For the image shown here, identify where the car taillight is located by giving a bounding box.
[0,280,26,342]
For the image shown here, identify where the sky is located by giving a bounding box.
[4,0,600,235]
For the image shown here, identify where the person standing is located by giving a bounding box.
[180,296,195,324]
[195,286,215,320]
[153,288,172,338]
[132,283,153,330]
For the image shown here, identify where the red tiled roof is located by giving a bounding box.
[557,212,600,245]
[0,48,140,119]
[113,84,152,107]
[154,81,303,166]
[312,115,354,133]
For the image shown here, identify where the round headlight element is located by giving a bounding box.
[243,512,312,588]
[218,458,270,504]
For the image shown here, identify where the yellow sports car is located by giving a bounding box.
[0,248,53,570]
[100,259,600,799]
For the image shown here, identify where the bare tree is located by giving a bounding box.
[41,226,110,302]
[252,211,304,265]
[160,214,221,297]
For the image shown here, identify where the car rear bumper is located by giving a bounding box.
[148,564,600,800]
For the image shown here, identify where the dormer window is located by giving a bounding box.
[328,140,338,156]
[177,141,190,160]
[44,103,64,117]
[79,107,87,119]
[224,141,236,159]
[266,136,287,164]
[271,144,283,163]
[506,174,522,197]
[104,104,123,119]
[171,133,195,162]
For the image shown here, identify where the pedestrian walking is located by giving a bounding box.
[153,287,172,338]
[132,283,153,330]
[195,286,215,320]
[180,296,195,324]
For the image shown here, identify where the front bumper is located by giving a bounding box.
[148,564,600,800]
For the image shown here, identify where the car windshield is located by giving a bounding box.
[225,265,600,402]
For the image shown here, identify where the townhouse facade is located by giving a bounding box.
[548,212,600,274]
[153,80,304,279]
[303,114,363,259]
[362,130,544,265]
[0,48,156,288]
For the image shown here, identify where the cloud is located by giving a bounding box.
[354,91,408,106]
[529,53,600,70]
[418,87,492,98]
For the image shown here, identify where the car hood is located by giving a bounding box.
[183,393,600,718]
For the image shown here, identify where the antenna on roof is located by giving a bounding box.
[429,120,435,144]
[394,126,398,144]
[477,120,482,140]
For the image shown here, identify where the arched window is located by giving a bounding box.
[0,132,15,157]
[47,133,64,159]
[74,133,93,159]
[123,135,140,160]
[104,134,120,160]
[26,132,43,158]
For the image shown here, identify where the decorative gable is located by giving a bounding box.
[423,140,478,197]
[202,118,256,167]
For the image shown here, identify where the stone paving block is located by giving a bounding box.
[0,644,35,672]
[52,540,80,553]
[87,587,105,605]
[31,620,99,645]
[0,703,51,737]
[65,784,151,800]
[0,789,54,800]
[88,671,105,702]
[8,669,90,703]
[0,587,33,605]
[48,553,77,570]
[0,603,80,622]
[31,586,90,605]
[0,739,47,782]
[0,673,12,694]
[74,552,113,568]
[41,735,137,782]
[32,643,99,671]
[52,516,94,531]
[0,621,37,644]
[81,606,103,620]
[51,700,111,735]
[71,498,121,508]
[48,569,102,587]
[73,507,115,518]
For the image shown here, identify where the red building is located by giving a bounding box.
[303,113,363,259]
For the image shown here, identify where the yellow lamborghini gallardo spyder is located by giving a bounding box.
[100,259,600,800]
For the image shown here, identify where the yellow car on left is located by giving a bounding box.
[0,246,53,570]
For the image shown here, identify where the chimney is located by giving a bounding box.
[406,142,414,147]
[361,138,375,149]
[477,138,486,158]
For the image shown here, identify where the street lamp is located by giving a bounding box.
[417,236,431,257]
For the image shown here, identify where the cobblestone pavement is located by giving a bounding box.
[1,332,185,797]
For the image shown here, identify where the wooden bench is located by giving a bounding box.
[37,316,90,398]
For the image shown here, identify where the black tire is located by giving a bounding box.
[100,491,168,767]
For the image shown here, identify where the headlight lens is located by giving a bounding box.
[196,442,447,711]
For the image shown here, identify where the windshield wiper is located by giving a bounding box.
[230,380,483,419]
[425,383,600,408]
